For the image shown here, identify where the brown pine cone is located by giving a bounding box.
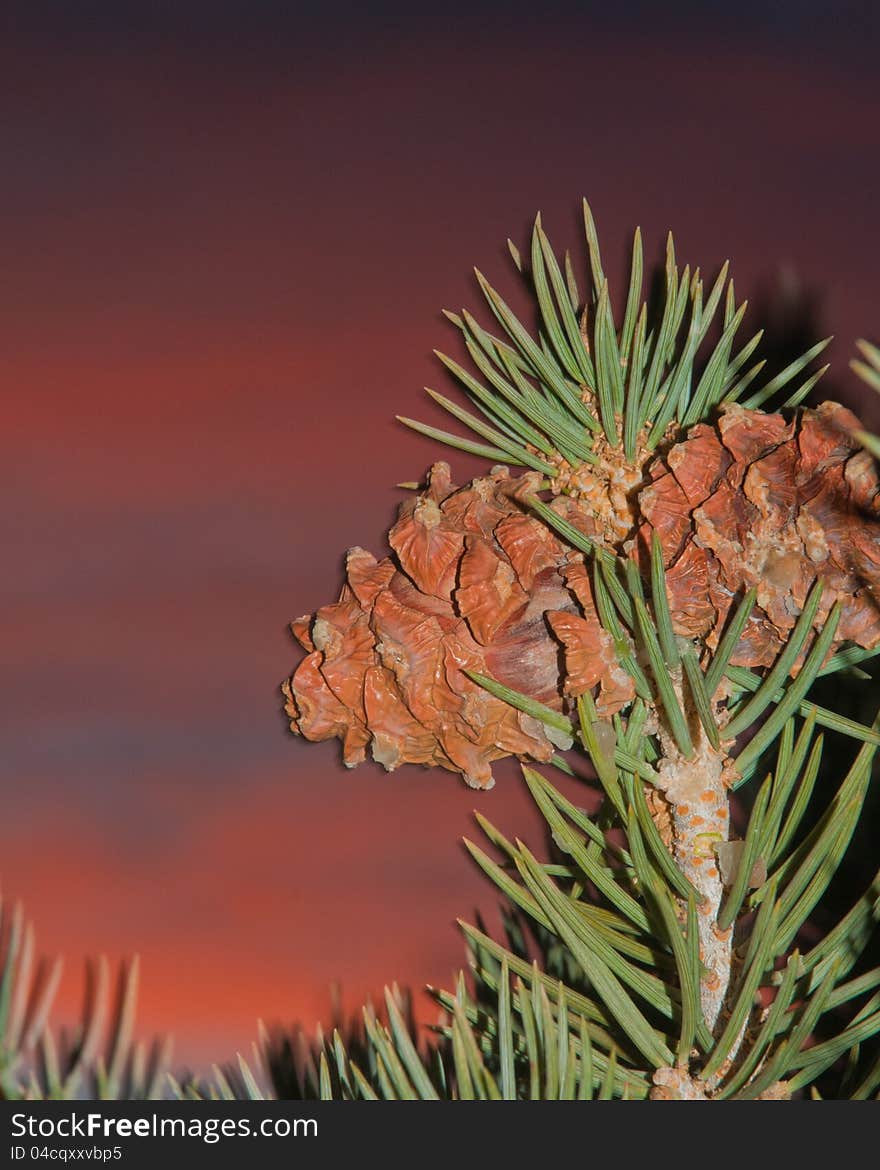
[637,401,880,668]
[284,403,880,787]
[283,462,629,788]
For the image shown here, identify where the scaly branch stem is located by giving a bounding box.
[653,717,732,1034]
[660,745,730,1031]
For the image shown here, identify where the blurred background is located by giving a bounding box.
[1,0,878,1072]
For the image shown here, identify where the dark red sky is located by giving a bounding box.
[2,2,879,1072]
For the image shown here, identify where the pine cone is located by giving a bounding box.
[283,462,629,788]
[637,401,880,667]
[284,404,880,788]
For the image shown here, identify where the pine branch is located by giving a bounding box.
[0,894,168,1100]
[278,205,880,1099]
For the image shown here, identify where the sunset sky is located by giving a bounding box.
[2,2,879,1073]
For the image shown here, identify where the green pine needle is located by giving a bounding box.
[724,581,825,739]
[633,596,694,757]
[740,337,832,410]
